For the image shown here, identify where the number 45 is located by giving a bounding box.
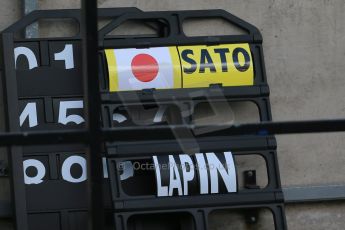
[20,100,85,128]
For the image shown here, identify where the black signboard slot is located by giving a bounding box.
[1,8,287,230]
[127,212,195,230]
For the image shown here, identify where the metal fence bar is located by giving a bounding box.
[81,0,104,230]
[1,119,345,146]
[100,119,345,139]
[23,0,38,38]
[284,185,345,204]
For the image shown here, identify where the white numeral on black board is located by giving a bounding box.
[14,47,39,70]
[113,106,168,125]
[61,156,86,183]
[14,44,74,70]
[153,105,167,123]
[23,156,109,185]
[23,159,46,184]
[58,101,85,125]
[113,113,128,123]
[20,100,171,128]
[19,100,85,127]
[20,102,38,128]
[54,44,75,69]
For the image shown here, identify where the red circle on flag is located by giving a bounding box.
[131,54,159,82]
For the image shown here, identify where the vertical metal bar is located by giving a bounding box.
[81,1,104,230]
[1,33,28,230]
[23,0,38,38]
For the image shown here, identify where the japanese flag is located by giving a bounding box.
[105,47,180,92]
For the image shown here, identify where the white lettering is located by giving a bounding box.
[179,154,195,195]
[206,152,236,193]
[195,153,209,194]
[168,155,183,196]
[153,156,168,197]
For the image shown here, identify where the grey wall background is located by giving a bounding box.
[0,0,345,229]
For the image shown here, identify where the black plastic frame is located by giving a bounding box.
[1,6,344,230]
[98,9,273,142]
[0,8,288,230]
[96,9,286,230]
[106,135,286,229]
[0,7,141,230]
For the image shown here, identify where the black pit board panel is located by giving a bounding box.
[106,137,286,229]
[0,8,141,230]
[97,9,287,230]
[98,9,273,140]
[0,8,288,230]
